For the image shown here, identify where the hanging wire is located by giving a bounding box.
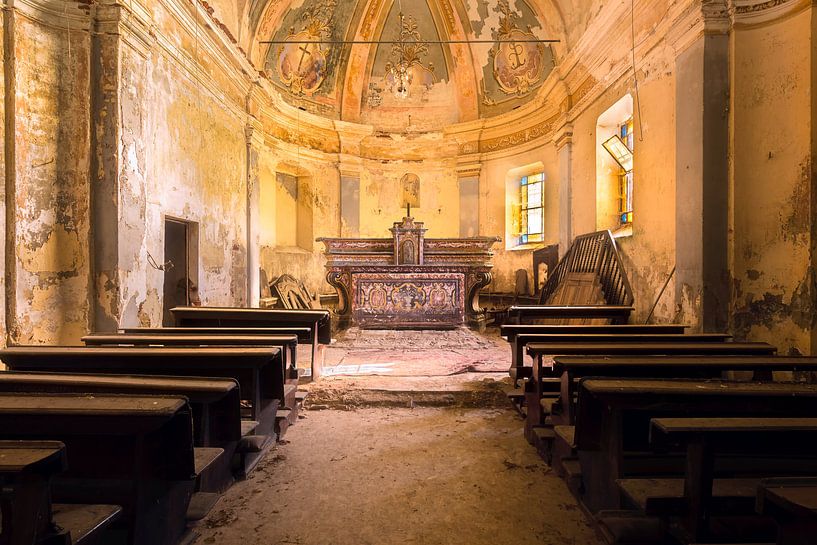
[631,0,644,142]
[260,38,558,44]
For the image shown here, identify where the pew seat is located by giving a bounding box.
[0,394,198,545]
[170,306,331,378]
[613,418,817,543]
[573,379,817,514]
[82,333,300,381]
[757,477,817,545]
[0,440,122,545]
[0,370,243,489]
[0,346,284,440]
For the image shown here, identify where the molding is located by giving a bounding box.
[552,121,573,150]
[668,0,731,56]
[245,118,265,148]
[731,0,810,27]
[454,163,481,178]
[5,0,90,30]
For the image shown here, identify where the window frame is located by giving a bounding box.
[518,172,545,245]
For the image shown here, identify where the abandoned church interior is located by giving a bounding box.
[3,0,817,543]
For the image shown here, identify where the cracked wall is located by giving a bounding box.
[112,2,251,327]
[8,13,91,344]
[730,8,816,352]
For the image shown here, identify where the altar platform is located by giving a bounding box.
[318,216,500,330]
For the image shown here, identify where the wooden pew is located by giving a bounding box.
[120,325,312,343]
[507,304,634,325]
[616,418,817,543]
[574,379,817,515]
[0,440,121,545]
[0,347,284,439]
[549,355,817,426]
[757,477,817,545]
[499,323,688,412]
[0,393,196,545]
[170,306,331,378]
[523,342,777,442]
[500,323,689,338]
[509,332,730,383]
[0,372,243,488]
[83,333,300,382]
[80,334,305,434]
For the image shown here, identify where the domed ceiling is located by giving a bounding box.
[247,0,560,130]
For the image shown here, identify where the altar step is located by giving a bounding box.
[301,373,511,410]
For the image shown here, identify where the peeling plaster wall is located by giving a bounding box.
[731,8,815,351]
[358,161,460,239]
[568,68,676,323]
[115,15,250,327]
[260,155,339,296]
[0,10,7,345]
[9,14,91,344]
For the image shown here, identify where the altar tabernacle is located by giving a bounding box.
[318,216,500,330]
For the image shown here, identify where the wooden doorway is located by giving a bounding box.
[162,217,196,326]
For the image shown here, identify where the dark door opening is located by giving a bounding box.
[162,218,190,326]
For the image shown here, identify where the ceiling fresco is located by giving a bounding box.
[259,0,557,123]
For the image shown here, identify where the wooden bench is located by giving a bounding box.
[507,305,634,325]
[757,477,817,545]
[0,440,121,545]
[0,346,285,439]
[171,306,331,378]
[523,342,777,441]
[80,335,306,439]
[616,418,817,543]
[509,332,730,382]
[574,379,817,514]
[0,371,245,488]
[120,325,312,343]
[83,333,300,382]
[0,393,196,545]
[548,355,817,426]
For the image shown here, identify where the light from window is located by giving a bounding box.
[519,173,544,244]
[618,118,634,225]
[602,118,634,225]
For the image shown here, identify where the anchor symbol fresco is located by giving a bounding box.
[507,42,526,70]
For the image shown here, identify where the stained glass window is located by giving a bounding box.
[618,118,634,225]
[517,172,544,244]
[602,118,635,226]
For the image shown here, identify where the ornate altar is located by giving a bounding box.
[318,216,500,329]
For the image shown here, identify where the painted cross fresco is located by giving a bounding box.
[275,0,336,96]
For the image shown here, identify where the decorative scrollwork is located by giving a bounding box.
[466,271,492,316]
[326,270,351,315]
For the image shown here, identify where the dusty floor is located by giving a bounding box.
[196,407,601,545]
[320,327,510,376]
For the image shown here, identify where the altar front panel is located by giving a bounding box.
[352,272,465,329]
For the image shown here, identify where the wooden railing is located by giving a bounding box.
[537,230,634,306]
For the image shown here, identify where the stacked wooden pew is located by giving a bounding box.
[503,322,817,545]
[0,306,327,545]
[507,230,636,327]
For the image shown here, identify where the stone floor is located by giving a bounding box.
[195,407,601,545]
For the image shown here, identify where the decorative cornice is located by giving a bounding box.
[668,0,730,55]
[454,163,481,178]
[731,0,809,27]
[5,0,90,30]
[479,113,560,154]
